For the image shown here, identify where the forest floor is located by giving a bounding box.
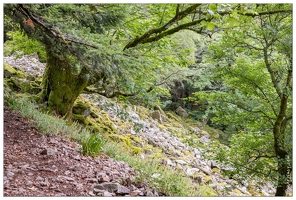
[3,106,160,197]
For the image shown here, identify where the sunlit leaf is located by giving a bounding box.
[206,22,215,30]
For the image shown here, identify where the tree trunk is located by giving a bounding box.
[273,93,290,196]
[42,52,89,119]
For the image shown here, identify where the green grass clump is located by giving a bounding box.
[80,133,105,157]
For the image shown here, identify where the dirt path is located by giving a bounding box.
[3,106,157,197]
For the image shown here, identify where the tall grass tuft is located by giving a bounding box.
[80,133,105,157]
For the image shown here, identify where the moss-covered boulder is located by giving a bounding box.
[4,63,26,78]
[73,101,91,115]
[8,77,42,94]
[175,106,188,118]
[151,110,163,123]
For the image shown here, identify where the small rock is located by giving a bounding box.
[153,189,159,196]
[63,176,75,182]
[88,191,95,196]
[151,173,161,179]
[186,168,200,176]
[94,182,119,193]
[103,191,113,197]
[70,165,81,171]
[194,148,201,156]
[209,160,219,169]
[83,108,92,118]
[130,189,142,196]
[72,155,81,160]
[64,170,71,175]
[86,178,98,183]
[35,176,44,181]
[146,189,154,196]
[151,110,162,123]
[26,181,33,186]
[5,171,14,177]
[40,148,57,156]
[117,184,130,194]
[40,181,50,187]
[95,182,130,194]
[175,159,187,165]
[166,159,175,166]
[96,172,110,183]
[93,188,105,194]
[200,135,210,144]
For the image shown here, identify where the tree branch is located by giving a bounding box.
[125,16,211,49]
[241,9,292,17]
[123,4,201,50]
[16,4,98,49]
[123,5,291,50]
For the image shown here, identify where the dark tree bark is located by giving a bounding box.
[42,51,89,118]
[273,69,292,196]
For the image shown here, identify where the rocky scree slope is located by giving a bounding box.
[4,54,279,196]
[3,106,161,197]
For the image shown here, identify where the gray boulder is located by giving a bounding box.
[175,106,188,118]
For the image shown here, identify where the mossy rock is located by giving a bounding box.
[4,63,26,78]
[196,184,218,196]
[135,106,150,119]
[212,168,220,173]
[147,147,165,161]
[72,112,113,136]
[73,101,91,115]
[203,175,212,183]
[108,134,143,154]
[233,188,242,195]
[151,110,162,123]
[72,114,86,124]
[6,76,42,94]
[10,77,31,92]
[247,184,263,196]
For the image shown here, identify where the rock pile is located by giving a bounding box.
[4,54,45,77]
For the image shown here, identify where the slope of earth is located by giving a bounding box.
[3,106,160,197]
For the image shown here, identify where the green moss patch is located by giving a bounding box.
[4,63,26,78]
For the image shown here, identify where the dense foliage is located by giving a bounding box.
[191,4,292,195]
[4,3,292,196]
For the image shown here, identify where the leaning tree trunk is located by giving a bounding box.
[42,52,89,119]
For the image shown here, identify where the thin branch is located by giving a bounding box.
[159,4,168,25]
[146,70,182,93]
[175,4,180,17]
